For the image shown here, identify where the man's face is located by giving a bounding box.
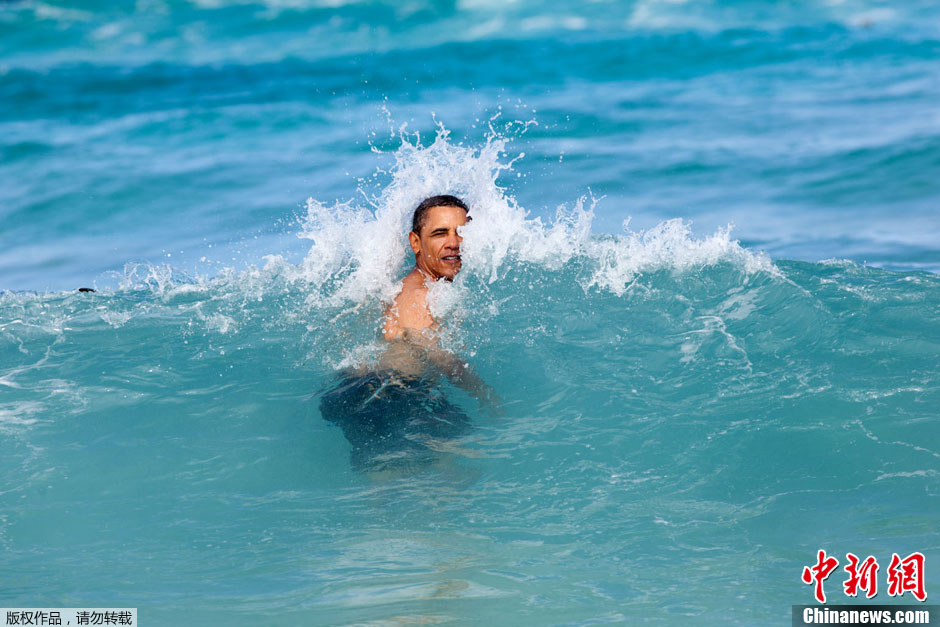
[409,204,468,281]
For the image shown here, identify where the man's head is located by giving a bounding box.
[409,195,470,281]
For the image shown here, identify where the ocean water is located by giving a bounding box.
[2,0,939,625]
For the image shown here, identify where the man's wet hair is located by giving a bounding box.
[411,195,470,234]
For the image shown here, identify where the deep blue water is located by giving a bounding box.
[1,1,939,624]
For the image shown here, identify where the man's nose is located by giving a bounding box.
[446,232,461,248]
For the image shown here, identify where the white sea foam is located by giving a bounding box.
[296,125,775,306]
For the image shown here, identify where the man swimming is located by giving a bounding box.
[319,194,496,471]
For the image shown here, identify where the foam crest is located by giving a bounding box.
[297,125,774,307]
[585,220,776,296]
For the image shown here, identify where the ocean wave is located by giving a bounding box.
[4,127,938,382]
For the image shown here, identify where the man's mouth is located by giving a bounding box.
[442,255,461,263]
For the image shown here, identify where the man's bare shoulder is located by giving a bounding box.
[384,270,435,340]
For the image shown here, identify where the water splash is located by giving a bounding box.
[296,124,774,309]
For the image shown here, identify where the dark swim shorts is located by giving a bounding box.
[318,371,471,471]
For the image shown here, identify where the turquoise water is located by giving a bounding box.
[2,1,939,625]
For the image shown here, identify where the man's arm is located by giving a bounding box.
[401,328,501,408]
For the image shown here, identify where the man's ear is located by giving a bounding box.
[408,231,421,256]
